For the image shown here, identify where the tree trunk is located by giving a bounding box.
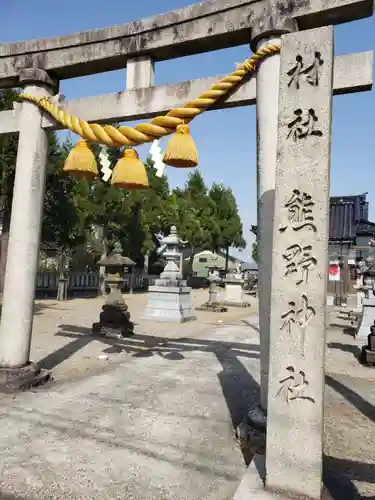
[188,248,195,277]
[99,225,108,296]
[144,252,149,275]
[56,251,68,301]
[225,246,229,274]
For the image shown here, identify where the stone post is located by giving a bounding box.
[126,56,155,89]
[250,17,297,410]
[265,27,333,499]
[0,69,57,390]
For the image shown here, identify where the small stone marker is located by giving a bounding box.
[265,27,333,499]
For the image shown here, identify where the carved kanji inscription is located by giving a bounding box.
[277,366,315,404]
[279,189,317,233]
[283,244,317,285]
[287,52,324,89]
[287,108,323,141]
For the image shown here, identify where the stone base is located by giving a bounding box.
[234,405,267,457]
[196,302,228,312]
[92,322,134,339]
[143,284,196,323]
[232,457,333,500]
[361,347,375,366]
[0,362,51,393]
[92,302,134,338]
[222,301,251,308]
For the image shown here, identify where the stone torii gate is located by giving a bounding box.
[0,0,373,498]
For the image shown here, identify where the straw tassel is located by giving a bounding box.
[63,139,98,180]
[111,148,149,189]
[163,124,198,168]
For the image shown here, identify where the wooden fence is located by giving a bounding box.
[36,271,158,296]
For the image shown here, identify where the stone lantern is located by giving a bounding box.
[197,264,227,312]
[92,242,136,338]
[143,226,196,322]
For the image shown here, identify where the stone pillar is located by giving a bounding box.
[0,69,57,390]
[126,56,155,89]
[265,27,333,499]
[250,17,297,410]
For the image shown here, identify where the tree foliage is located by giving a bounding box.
[0,92,247,275]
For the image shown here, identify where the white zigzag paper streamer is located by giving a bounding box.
[99,145,112,182]
[149,140,165,178]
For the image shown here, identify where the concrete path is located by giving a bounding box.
[0,297,374,499]
[0,304,260,500]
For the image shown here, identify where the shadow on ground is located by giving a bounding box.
[36,324,375,498]
[39,322,261,465]
[327,341,362,360]
[0,302,58,318]
[324,456,375,500]
[324,375,375,499]
[329,322,357,337]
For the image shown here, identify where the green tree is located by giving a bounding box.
[209,183,246,272]
[0,90,80,294]
[172,171,219,273]
[120,156,172,266]
[0,90,20,291]
[42,136,87,250]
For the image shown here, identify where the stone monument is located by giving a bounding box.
[143,226,196,322]
[223,270,250,308]
[266,27,333,499]
[92,242,135,338]
[361,320,375,366]
[196,265,227,312]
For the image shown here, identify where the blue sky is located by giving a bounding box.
[1,1,375,261]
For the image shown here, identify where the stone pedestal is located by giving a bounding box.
[143,226,196,323]
[326,295,334,306]
[223,278,250,308]
[144,280,196,322]
[92,275,134,338]
[0,362,50,393]
[356,297,375,340]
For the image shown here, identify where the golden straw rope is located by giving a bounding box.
[19,44,280,147]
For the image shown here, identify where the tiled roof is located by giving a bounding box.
[329,194,370,242]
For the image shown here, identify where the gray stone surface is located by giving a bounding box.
[224,280,249,308]
[0,319,261,500]
[253,30,285,410]
[356,297,375,340]
[0,51,372,135]
[0,0,372,87]
[126,57,155,89]
[266,27,334,499]
[143,285,197,322]
[0,80,53,369]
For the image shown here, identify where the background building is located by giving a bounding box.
[252,193,375,302]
